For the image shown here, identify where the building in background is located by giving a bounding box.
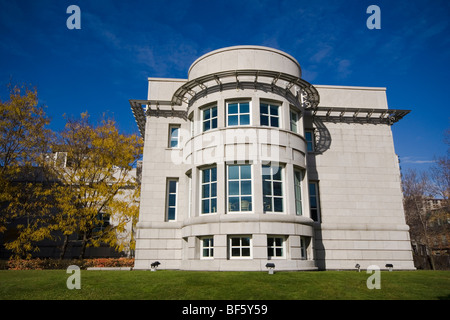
[130,46,415,271]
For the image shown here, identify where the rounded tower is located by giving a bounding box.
[177,46,319,270]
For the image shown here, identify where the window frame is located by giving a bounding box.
[308,181,321,222]
[260,102,280,128]
[201,166,218,215]
[226,101,251,127]
[262,164,284,213]
[305,129,315,152]
[166,178,178,221]
[228,236,252,259]
[227,164,253,213]
[294,169,303,216]
[290,109,299,133]
[200,236,214,259]
[168,124,181,148]
[202,105,218,132]
[267,236,286,259]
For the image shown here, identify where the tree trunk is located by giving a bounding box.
[59,234,69,260]
[79,233,87,260]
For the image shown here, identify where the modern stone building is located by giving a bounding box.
[130,46,415,271]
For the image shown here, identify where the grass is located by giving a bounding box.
[0,270,449,300]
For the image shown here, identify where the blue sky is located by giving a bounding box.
[0,0,449,172]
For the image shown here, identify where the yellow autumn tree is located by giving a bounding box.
[49,112,143,259]
[0,83,54,259]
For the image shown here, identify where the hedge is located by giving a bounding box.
[0,258,135,270]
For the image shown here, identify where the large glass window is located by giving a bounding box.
[227,101,250,126]
[229,236,252,258]
[260,103,279,127]
[294,170,303,216]
[203,106,218,132]
[227,164,252,212]
[267,236,285,259]
[309,182,320,222]
[201,167,217,214]
[166,179,178,221]
[201,237,214,259]
[168,125,180,148]
[262,165,283,213]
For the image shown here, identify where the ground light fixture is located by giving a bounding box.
[355,264,361,272]
[385,264,393,271]
[151,261,160,271]
[265,263,275,274]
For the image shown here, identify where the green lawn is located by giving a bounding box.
[0,270,449,300]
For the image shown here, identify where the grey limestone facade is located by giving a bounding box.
[130,46,415,271]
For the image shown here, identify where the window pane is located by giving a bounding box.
[260,115,269,126]
[210,198,217,213]
[309,183,316,195]
[211,167,217,181]
[241,181,251,195]
[241,197,252,211]
[228,103,238,114]
[263,197,272,211]
[228,115,238,126]
[203,249,209,257]
[273,182,282,196]
[228,181,240,195]
[263,181,272,195]
[202,184,210,198]
[267,238,274,246]
[212,107,217,118]
[240,114,250,125]
[203,108,210,120]
[171,127,179,137]
[241,198,251,211]
[242,237,250,246]
[229,197,240,211]
[169,194,176,206]
[170,140,178,148]
[270,105,278,116]
[241,248,250,256]
[274,197,283,212]
[270,117,279,127]
[228,166,239,179]
[169,181,177,193]
[203,169,210,183]
[275,238,283,246]
[211,182,217,197]
[260,103,268,114]
[168,208,176,220]
[240,102,249,114]
[231,238,240,246]
[202,199,209,214]
[203,238,210,247]
[240,165,251,179]
[268,247,274,257]
[272,167,282,180]
[310,196,317,208]
[276,248,283,256]
[211,118,217,129]
[231,248,240,256]
[203,121,210,132]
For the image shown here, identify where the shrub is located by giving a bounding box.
[3,258,135,270]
